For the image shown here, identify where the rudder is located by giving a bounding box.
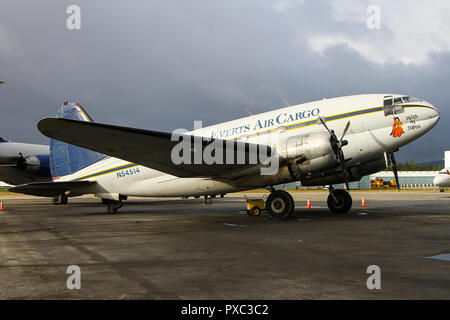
[50,102,106,179]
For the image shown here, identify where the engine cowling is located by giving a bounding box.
[281,131,337,179]
[17,154,51,176]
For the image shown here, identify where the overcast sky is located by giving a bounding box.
[0,0,449,162]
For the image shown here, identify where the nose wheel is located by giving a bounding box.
[327,189,352,214]
[266,190,295,219]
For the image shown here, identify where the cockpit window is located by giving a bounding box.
[384,97,393,107]
[401,96,421,103]
[394,97,403,104]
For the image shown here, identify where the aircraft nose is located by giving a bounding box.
[433,175,442,186]
[423,101,440,124]
[429,102,440,118]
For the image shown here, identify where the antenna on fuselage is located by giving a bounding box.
[283,99,290,107]
[244,108,253,116]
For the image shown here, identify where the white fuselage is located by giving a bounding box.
[57,94,440,199]
[0,142,49,164]
[434,169,450,187]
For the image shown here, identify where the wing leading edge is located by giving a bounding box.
[37,118,272,178]
[9,181,96,197]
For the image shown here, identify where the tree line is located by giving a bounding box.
[389,160,444,171]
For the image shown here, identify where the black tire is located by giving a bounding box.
[60,194,68,205]
[249,207,261,217]
[327,190,352,214]
[52,195,60,205]
[266,191,293,219]
[107,204,117,214]
[285,191,295,216]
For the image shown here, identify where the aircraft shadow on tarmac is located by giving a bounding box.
[76,201,383,221]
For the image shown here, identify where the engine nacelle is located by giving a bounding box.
[17,154,51,176]
[280,131,337,179]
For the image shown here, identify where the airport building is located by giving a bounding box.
[278,171,440,190]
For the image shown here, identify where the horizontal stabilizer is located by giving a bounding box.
[38,118,271,178]
[9,181,96,197]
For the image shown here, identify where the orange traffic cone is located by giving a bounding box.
[361,197,366,207]
[0,201,4,211]
[306,198,311,209]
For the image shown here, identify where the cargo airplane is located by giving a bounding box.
[0,81,52,185]
[433,151,450,192]
[11,94,440,217]
[0,137,50,185]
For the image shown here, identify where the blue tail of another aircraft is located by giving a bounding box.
[0,137,7,142]
[50,102,106,179]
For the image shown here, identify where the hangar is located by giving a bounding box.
[279,171,440,190]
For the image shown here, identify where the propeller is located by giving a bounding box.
[16,153,27,170]
[387,152,401,191]
[317,117,351,191]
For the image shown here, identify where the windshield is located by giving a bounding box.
[401,96,421,103]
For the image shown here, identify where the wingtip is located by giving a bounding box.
[37,117,61,137]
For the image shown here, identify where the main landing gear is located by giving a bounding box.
[265,190,295,219]
[327,187,352,214]
[252,186,352,219]
[52,194,68,205]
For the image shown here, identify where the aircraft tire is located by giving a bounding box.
[285,191,295,216]
[52,195,60,205]
[60,194,68,205]
[107,204,117,214]
[327,190,352,214]
[266,190,293,219]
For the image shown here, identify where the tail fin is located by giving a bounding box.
[50,102,106,179]
[0,137,7,142]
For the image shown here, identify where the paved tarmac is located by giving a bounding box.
[0,191,449,299]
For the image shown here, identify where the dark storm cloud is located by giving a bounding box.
[0,0,448,162]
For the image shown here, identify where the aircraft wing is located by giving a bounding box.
[9,181,96,197]
[38,118,271,178]
[0,165,51,185]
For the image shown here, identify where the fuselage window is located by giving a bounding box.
[384,97,405,116]
[383,97,394,116]
[394,97,403,104]
[393,106,404,114]
[384,97,393,107]
[384,107,394,116]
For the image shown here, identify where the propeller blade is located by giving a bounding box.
[340,121,351,143]
[317,116,332,134]
[318,116,352,191]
